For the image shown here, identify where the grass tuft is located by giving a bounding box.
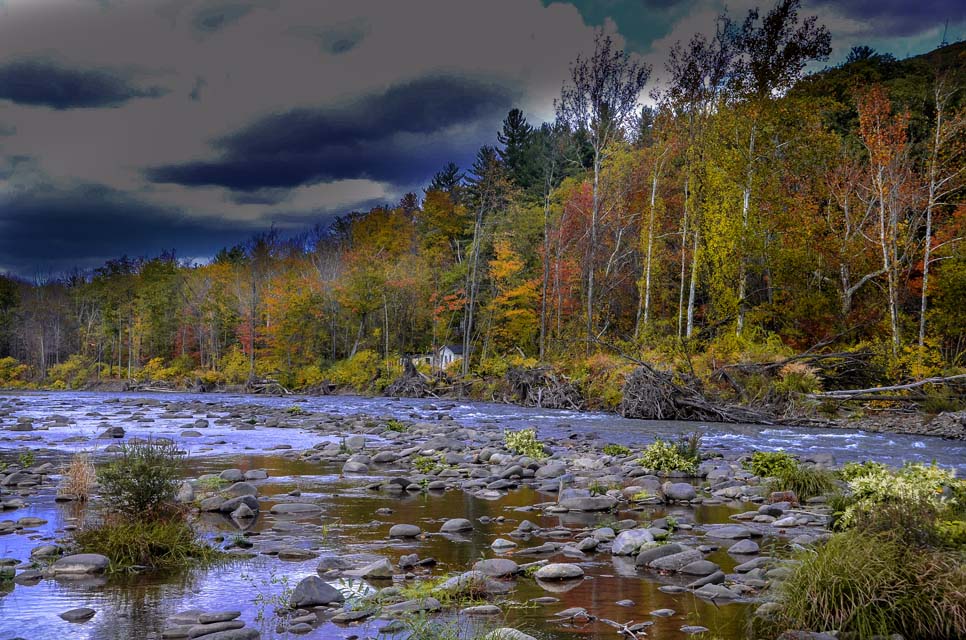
[74,517,220,572]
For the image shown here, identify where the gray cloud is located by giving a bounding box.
[0,58,167,110]
[147,74,515,191]
[809,0,964,37]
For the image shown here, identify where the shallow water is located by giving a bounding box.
[0,391,962,640]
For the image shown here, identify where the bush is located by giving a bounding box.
[745,450,797,477]
[835,462,960,535]
[219,347,250,384]
[98,441,183,519]
[838,460,886,482]
[60,452,96,501]
[768,464,836,500]
[602,444,631,457]
[638,439,697,474]
[74,518,218,572]
[326,350,380,390]
[773,362,822,395]
[0,356,30,388]
[775,530,966,639]
[503,428,547,459]
[47,354,97,389]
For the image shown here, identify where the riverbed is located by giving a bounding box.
[0,391,963,640]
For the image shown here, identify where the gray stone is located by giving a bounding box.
[218,468,244,482]
[663,482,697,501]
[647,549,704,572]
[728,539,760,555]
[636,543,684,566]
[270,503,321,515]
[558,496,616,512]
[59,607,96,622]
[473,558,520,577]
[533,563,584,580]
[704,524,755,539]
[187,620,245,637]
[611,529,654,555]
[289,576,345,607]
[680,560,720,576]
[484,630,538,640]
[440,518,473,533]
[389,523,421,538]
[51,554,109,575]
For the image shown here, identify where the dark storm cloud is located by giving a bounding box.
[0,182,253,274]
[809,0,963,37]
[147,74,515,191]
[0,58,167,110]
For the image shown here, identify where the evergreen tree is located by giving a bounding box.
[497,108,535,190]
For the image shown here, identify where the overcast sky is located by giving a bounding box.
[0,0,963,276]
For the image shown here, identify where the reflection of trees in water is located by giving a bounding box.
[83,570,200,640]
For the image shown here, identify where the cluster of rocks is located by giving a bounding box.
[162,610,258,639]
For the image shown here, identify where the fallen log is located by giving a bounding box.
[809,374,966,399]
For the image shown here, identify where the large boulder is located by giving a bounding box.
[611,529,654,555]
[558,496,616,512]
[534,563,584,581]
[289,576,344,607]
[51,554,109,575]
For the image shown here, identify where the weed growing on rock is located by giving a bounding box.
[744,450,797,477]
[60,451,96,501]
[503,429,547,460]
[602,444,631,456]
[637,439,697,474]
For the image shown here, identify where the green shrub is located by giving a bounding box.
[326,350,380,390]
[47,354,97,389]
[675,431,703,465]
[775,530,966,639]
[98,441,184,519]
[385,419,408,433]
[767,464,836,500]
[602,444,631,457]
[74,518,218,572]
[0,356,30,388]
[838,460,886,482]
[638,439,697,474]
[835,462,960,534]
[503,429,547,460]
[745,450,797,477]
[922,387,964,414]
[413,455,443,474]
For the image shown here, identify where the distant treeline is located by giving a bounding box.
[0,1,963,394]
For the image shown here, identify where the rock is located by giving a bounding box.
[277,548,318,561]
[611,529,654,555]
[704,524,756,539]
[219,469,244,482]
[187,629,258,640]
[225,482,257,497]
[681,626,711,635]
[694,583,740,600]
[219,496,258,514]
[650,608,675,617]
[534,463,567,479]
[680,560,720,576]
[345,434,366,450]
[491,538,517,550]
[381,598,441,614]
[440,518,473,533]
[200,496,225,511]
[244,469,268,480]
[728,539,760,555]
[435,571,512,596]
[636,543,684,566]
[473,558,520,578]
[99,426,125,438]
[342,461,368,473]
[344,558,394,579]
[462,605,502,615]
[231,503,255,520]
[51,554,109,575]
[558,496,616,511]
[59,607,96,622]
[647,549,704,572]
[270,503,321,515]
[533,563,584,581]
[198,611,241,624]
[176,481,195,503]
[663,482,697,501]
[389,523,421,538]
[289,576,345,607]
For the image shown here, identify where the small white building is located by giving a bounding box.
[436,344,464,368]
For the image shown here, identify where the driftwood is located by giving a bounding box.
[809,374,966,399]
[506,367,583,410]
[619,365,774,424]
[246,377,291,396]
[384,358,438,398]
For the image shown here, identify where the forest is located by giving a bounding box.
[1,1,964,412]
